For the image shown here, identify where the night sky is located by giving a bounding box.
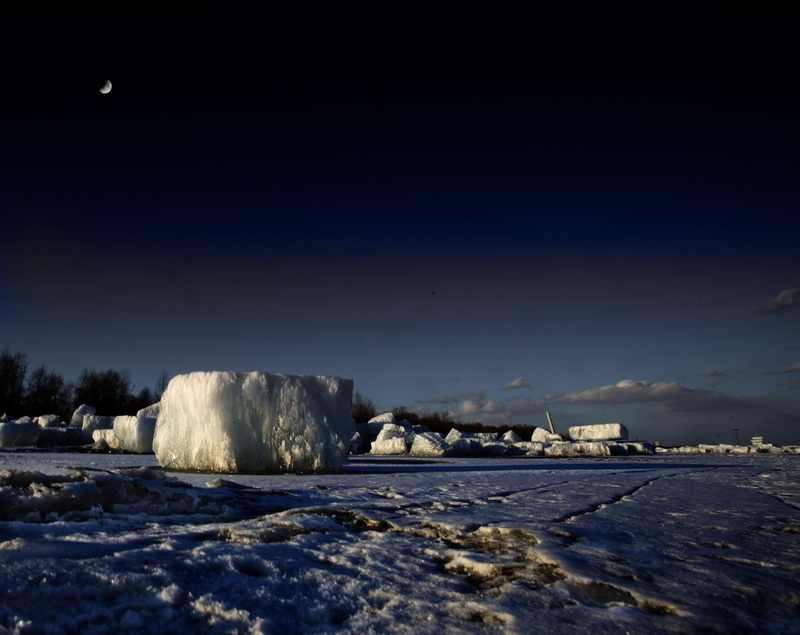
[2,6,798,445]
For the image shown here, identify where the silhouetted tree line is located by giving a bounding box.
[0,346,167,421]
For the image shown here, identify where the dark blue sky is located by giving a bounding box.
[2,6,798,444]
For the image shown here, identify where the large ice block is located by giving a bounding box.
[114,415,156,454]
[153,371,354,473]
[568,423,629,441]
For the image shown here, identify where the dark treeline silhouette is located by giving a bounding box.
[4,347,532,435]
[0,346,165,421]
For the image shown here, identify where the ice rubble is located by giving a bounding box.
[152,371,354,473]
[358,413,654,458]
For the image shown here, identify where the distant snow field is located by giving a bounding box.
[1,451,798,634]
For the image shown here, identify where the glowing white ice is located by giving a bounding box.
[153,371,354,473]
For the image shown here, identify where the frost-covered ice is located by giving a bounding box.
[1,451,799,634]
[153,371,354,473]
[568,423,629,441]
[113,415,157,454]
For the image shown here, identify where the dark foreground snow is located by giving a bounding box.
[1,451,798,634]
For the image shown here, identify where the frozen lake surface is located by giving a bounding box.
[1,451,799,634]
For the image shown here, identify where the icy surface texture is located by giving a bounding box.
[137,403,161,418]
[36,415,61,428]
[2,453,799,634]
[410,432,450,457]
[153,371,354,473]
[92,429,121,450]
[81,415,114,444]
[532,427,563,443]
[569,423,629,441]
[114,415,157,454]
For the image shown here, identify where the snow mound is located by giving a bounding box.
[153,371,354,473]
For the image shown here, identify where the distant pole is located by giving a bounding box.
[734,428,740,445]
[546,411,555,434]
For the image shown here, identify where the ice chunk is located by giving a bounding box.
[626,442,655,455]
[370,425,409,455]
[114,415,156,453]
[37,415,61,428]
[92,429,121,450]
[375,423,413,446]
[82,415,114,444]
[410,432,450,457]
[137,403,161,418]
[532,427,563,443]
[153,371,354,473]
[349,431,364,454]
[368,412,395,424]
[572,441,612,456]
[0,420,39,447]
[568,423,629,441]
[513,441,545,456]
[500,430,522,444]
[481,442,510,456]
[366,412,395,438]
[544,442,578,457]
[37,427,82,447]
[448,437,483,456]
[70,404,96,427]
[369,436,407,455]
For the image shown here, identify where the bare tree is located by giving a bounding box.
[75,368,134,415]
[154,370,170,401]
[352,392,377,423]
[25,364,67,417]
[0,347,27,417]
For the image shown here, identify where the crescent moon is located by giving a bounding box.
[99,80,112,94]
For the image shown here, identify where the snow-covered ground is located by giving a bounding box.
[1,451,798,634]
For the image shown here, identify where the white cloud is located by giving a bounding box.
[557,379,745,412]
[458,399,484,415]
[483,399,506,414]
[757,288,800,315]
[539,390,563,401]
[767,362,800,375]
[417,394,465,406]
[501,376,529,390]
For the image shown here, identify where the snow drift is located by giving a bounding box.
[153,371,354,473]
